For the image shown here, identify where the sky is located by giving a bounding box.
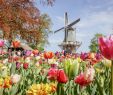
[36,0,113,53]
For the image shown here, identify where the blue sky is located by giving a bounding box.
[37,0,113,53]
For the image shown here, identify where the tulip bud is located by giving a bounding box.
[32,50,39,55]
[25,50,32,56]
[57,69,68,83]
[12,41,20,48]
[16,62,21,69]
[63,59,79,80]
[23,63,29,69]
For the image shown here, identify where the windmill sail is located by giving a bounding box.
[64,12,68,42]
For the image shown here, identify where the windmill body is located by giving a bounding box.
[54,12,81,53]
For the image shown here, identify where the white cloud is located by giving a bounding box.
[77,11,113,33]
[55,16,64,25]
[56,16,64,22]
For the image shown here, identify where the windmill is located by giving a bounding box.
[54,12,81,53]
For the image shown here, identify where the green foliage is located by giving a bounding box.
[89,33,103,52]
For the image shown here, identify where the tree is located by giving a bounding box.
[89,33,103,52]
[0,0,54,47]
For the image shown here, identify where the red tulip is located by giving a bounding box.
[98,36,113,60]
[57,69,68,83]
[48,68,58,80]
[74,67,95,86]
[12,41,20,48]
[74,73,88,86]
[23,63,29,69]
[44,51,54,59]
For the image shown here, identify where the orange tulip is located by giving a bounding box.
[44,51,54,59]
[12,41,20,48]
[32,49,39,55]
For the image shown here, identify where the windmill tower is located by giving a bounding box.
[54,12,81,53]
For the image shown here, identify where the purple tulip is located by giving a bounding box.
[0,40,4,47]
[95,53,103,60]
[16,62,21,69]
[80,52,88,61]
[25,50,32,56]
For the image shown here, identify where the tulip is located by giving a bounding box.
[98,36,113,60]
[84,67,95,81]
[63,59,79,80]
[11,74,21,84]
[0,40,4,47]
[74,67,95,86]
[13,56,19,61]
[25,50,32,56]
[98,35,113,95]
[23,63,29,69]
[25,57,31,63]
[35,56,40,61]
[74,73,88,86]
[17,51,21,56]
[80,52,88,61]
[57,69,68,83]
[95,53,103,61]
[44,51,54,59]
[16,62,21,69]
[3,76,12,88]
[50,62,58,68]
[12,41,20,48]
[3,59,8,64]
[32,49,39,55]
[48,68,58,80]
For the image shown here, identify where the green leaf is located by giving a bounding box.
[10,63,16,74]
[10,84,19,95]
[0,88,3,95]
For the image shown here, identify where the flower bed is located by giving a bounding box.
[0,39,112,95]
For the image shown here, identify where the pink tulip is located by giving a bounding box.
[98,35,113,95]
[80,52,88,61]
[48,68,58,80]
[0,40,4,47]
[98,35,113,60]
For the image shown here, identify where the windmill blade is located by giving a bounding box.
[67,18,80,27]
[54,27,64,33]
[54,18,80,33]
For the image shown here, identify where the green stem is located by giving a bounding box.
[111,60,113,95]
